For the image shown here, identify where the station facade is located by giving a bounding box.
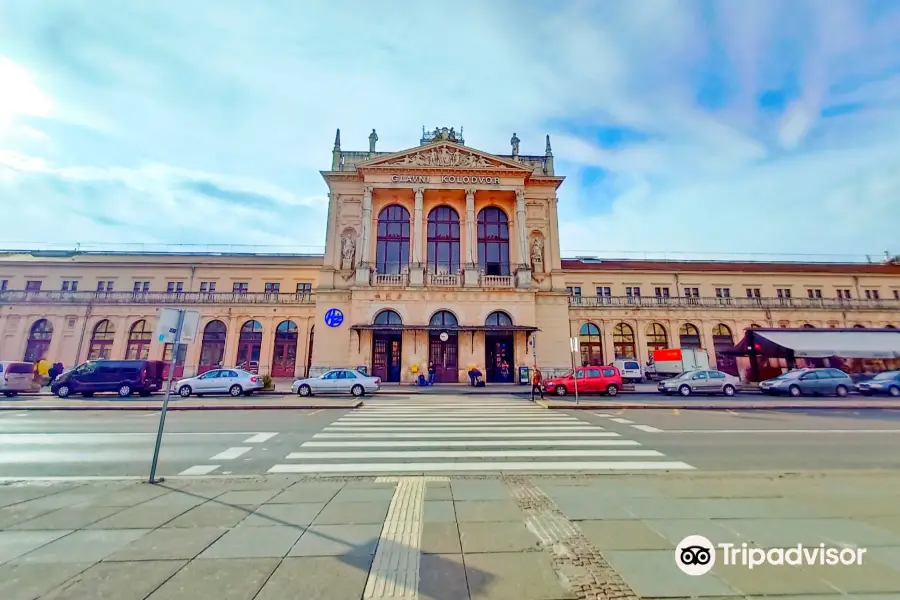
[1,128,899,382]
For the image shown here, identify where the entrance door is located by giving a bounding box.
[429,333,458,383]
[372,334,402,382]
[485,335,514,383]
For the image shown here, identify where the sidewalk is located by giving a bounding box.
[536,396,900,410]
[1,471,899,599]
[0,397,361,411]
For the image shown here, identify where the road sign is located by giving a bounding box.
[155,309,200,344]
[324,308,344,328]
[569,337,579,354]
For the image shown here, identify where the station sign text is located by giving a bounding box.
[390,175,501,185]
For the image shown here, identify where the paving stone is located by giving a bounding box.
[267,482,343,504]
[454,500,523,522]
[0,487,63,509]
[623,497,707,519]
[313,500,389,525]
[459,521,539,553]
[288,523,381,557]
[712,518,881,548]
[603,549,741,598]
[861,516,900,535]
[642,518,750,546]
[254,555,371,600]
[464,551,575,600]
[576,519,671,550]
[424,500,456,523]
[39,559,185,599]
[0,505,57,529]
[240,503,325,527]
[136,491,208,508]
[419,553,469,600]
[8,491,96,512]
[0,530,71,564]
[421,523,462,554]
[87,505,196,529]
[0,561,94,600]
[105,527,226,561]
[89,484,171,507]
[146,558,277,599]
[541,481,660,500]
[424,484,453,501]
[809,559,900,594]
[714,561,837,596]
[547,496,633,521]
[333,486,397,502]
[215,489,282,505]
[198,525,302,559]
[11,506,124,530]
[451,480,511,500]
[698,498,832,519]
[162,503,255,528]
[16,529,150,563]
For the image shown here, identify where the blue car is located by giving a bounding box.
[856,371,900,397]
[759,368,855,397]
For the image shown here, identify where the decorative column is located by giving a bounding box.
[463,188,479,287]
[409,187,425,286]
[355,186,373,285]
[514,188,532,288]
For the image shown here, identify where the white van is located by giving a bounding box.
[0,361,36,397]
[612,359,643,383]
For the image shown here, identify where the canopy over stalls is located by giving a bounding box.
[725,328,900,359]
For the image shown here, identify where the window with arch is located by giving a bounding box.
[853,324,866,328]
[645,323,668,352]
[430,311,458,328]
[88,319,116,360]
[427,206,460,274]
[485,311,513,327]
[749,323,761,328]
[712,324,733,340]
[803,323,816,329]
[272,320,299,378]
[126,319,152,360]
[679,323,702,349]
[886,324,896,329]
[579,323,603,366]
[24,319,53,362]
[376,205,410,275]
[612,323,636,359]
[712,324,736,375]
[198,320,227,373]
[477,207,510,276]
[236,320,263,370]
[374,310,403,326]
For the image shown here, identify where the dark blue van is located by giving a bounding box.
[51,359,164,398]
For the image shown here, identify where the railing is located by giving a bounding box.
[0,290,315,305]
[372,272,407,286]
[429,272,459,287]
[569,295,900,311]
[482,275,514,288]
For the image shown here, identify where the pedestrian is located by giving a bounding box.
[468,366,478,386]
[427,362,436,386]
[531,366,544,400]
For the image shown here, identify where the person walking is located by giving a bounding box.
[531,366,544,400]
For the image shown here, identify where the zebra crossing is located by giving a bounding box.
[268,396,696,474]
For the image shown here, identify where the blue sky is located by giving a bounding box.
[1,0,899,260]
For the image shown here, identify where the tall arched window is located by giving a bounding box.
[430,311,458,327]
[237,320,263,371]
[477,207,510,276]
[429,311,459,383]
[853,324,866,329]
[272,320,299,378]
[199,320,227,374]
[374,310,403,325]
[579,323,603,366]
[803,323,816,329]
[24,319,53,362]
[645,323,668,353]
[485,311,513,327]
[88,320,116,360]
[613,323,636,359]
[886,324,897,329]
[376,205,410,275]
[679,323,702,349]
[427,206,460,274]
[126,319,152,360]
[711,323,736,374]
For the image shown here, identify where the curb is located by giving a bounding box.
[0,402,362,412]
[538,403,898,410]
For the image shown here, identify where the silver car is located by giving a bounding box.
[176,368,264,398]
[857,371,900,397]
[760,368,855,397]
[292,369,381,397]
[658,369,741,397]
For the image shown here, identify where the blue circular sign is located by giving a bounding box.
[324,308,344,328]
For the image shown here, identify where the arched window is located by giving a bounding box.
[88,319,116,360]
[712,324,732,340]
[430,311,458,327]
[374,310,403,325]
[427,206,460,274]
[612,323,636,359]
[679,323,702,349]
[376,205,410,275]
[579,323,603,366]
[645,323,668,352]
[125,319,152,360]
[749,324,761,328]
[477,207,510,276]
[236,320,263,372]
[272,320,299,378]
[853,324,866,329]
[485,311,513,327]
[24,319,53,362]
[803,323,816,329]
[886,324,897,329]
[199,320,227,374]
[711,323,736,374]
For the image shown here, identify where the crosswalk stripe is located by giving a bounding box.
[286,449,664,459]
[324,426,598,433]
[313,431,622,438]
[268,461,696,473]
[301,440,643,447]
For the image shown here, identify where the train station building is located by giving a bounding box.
[1,127,899,383]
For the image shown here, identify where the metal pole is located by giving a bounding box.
[149,309,185,484]
[570,340,579,404]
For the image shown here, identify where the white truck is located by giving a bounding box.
[645,348,710,380]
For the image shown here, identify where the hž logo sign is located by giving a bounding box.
[676,535,716,576]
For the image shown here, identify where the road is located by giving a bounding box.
[1,396,899,480]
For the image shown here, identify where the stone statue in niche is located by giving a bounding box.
[340,230,357,270]
[531,235,544,273]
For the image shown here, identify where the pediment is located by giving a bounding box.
[359,141,531,172]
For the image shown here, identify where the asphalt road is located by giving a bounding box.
[1,396,899,480]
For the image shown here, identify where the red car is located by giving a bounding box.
[543,366,622,397]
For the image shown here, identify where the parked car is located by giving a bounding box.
[657,369,741,396]
[0,361,37,397]
[759,368,855,397]
[612,359,643,383]
[51,359,165,398]
[543,366,622,397]
[856,370,900,397]
[292,369,381,397]
[176,368,263,397]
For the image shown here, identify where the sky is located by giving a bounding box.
[1,0,899,261]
